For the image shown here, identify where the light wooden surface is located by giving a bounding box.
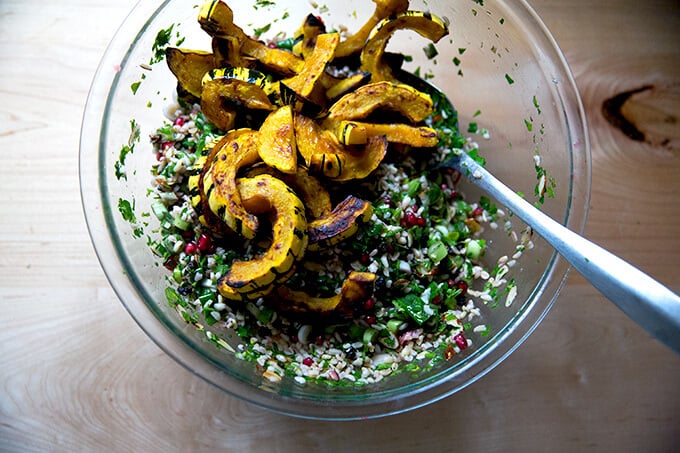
[1,0,679,451]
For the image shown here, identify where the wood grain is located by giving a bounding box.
[1,0,679,451]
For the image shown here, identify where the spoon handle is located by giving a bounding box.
[451,151,680,354]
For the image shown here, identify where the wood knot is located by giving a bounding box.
[602,84,679,150]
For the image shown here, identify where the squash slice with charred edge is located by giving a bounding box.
[187,140,233,235]
[244,164,332,219]
[282,33,339,99]
[292,14,326,59]
[211,36,256,69]
[360,11,449,82]
[275,272,376,316]
[200,74,276,130]
[217,174,308,299]
[204,129,261,239]
[165,47,215,99]
[198,0,304,76]
[307,195,373,251]
[326,81,434,124]
[334,0,409,58]
[330,120,439,147]
[258,105,297,174]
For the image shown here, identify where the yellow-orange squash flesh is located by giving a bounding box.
[258,105,297,174]
[165,47,215,98]
[326,81,434,124]
[334,0,409,58]
[217,174,308,299]
[198,0,304,76]
[282,33,339,99]
[296,114,389,181]
[360,11,449,83]
[244,164,332,219]
[331,120,439,148]
[204,129,261,238]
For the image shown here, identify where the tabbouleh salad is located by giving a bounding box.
[123,0,534,386]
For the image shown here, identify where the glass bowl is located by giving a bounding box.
[80,0,590,419]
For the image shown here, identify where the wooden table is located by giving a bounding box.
[1,0,678,450]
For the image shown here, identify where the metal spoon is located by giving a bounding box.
[419,78,680,354]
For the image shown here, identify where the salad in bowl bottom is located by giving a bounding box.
[80,0,589,419]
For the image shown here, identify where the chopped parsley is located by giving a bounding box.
[253,23,271,38]
[253,0,276,9]
[150,24,175,65]
[118,198,136,223]
[423,43,439,59]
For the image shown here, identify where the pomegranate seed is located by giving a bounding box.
[173,117,185,127]
[161,141,173,150]
[365,315,377,325]
[416,216,426,227]
[431,295,442,305]
[197,234,213,253]
[401,210,418,228]
[184,242,197,255]
[454,333,468,350]
[363,298,375,311]
[456,281,469,295]
[360,254,370,266]
[302,357,313,366]
[472,207,484,217]
[315,335,324,345]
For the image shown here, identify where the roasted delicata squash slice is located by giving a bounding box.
[322,72,371,102]
[326,81,434,124]
[198,0,304,76]
[361,11,449,82]
[202,74,276,111]
[217,174,308,299]
[200,71,277,130]
[334,0,409,58]
[292,14,326,59]
[211,36,256,69]
[186,139,235,235]
[307,136,389,181]
[294,113,334,167]
[204,66,281,105]
[275,271,376,316]
[331,120,439,147]
[244,164,332,219]
[258,105,297,174]
[295,114,389,181]
[282,33,339,100]
[307,195,373,251]
[204,129,262,238]
[165,47,215,99]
